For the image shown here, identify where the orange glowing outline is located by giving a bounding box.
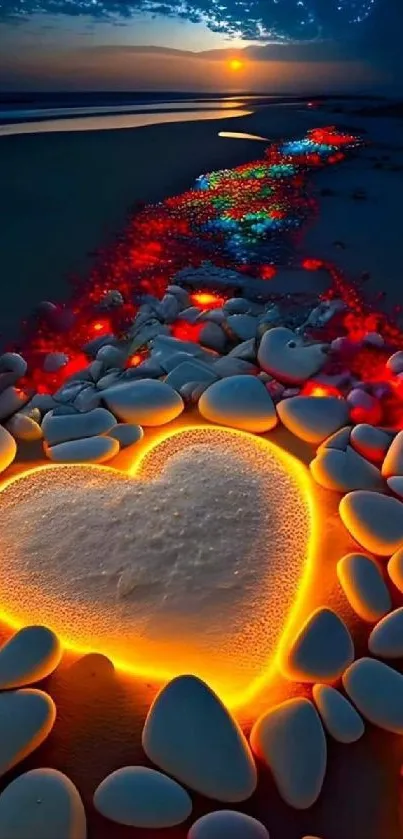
[0,425,320,711]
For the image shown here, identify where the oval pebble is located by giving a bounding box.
[386,351,403,376]
[310,445,384,493]
[188,811,270,839]
[47,436,119,464]
[6,413,43,442]
[42,407,116,446]
[387,477,403,499]
[103,378,184,426]
[381,431,403,478]
[0,424,17,473]
[94,766,191,828]
[343,658,403,734]
[368,607,403,658]
[0,769,86,839]
[350,424,391,463]
[277,396,349,445]
[0,689,56,777]
[250,697,327,809]
[0,626,62,690]
[337,553,391,623]
[0,352,27,378]
[198,375,278,433]
[340,491,403,556]
[387,547,403,592]
[281,607,354,683]
[142,675,257,802]
[257,327,328,384]
[313,684,365,743]
[107,424,143,448]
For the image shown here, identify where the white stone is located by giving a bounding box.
[387,547,403,592]
[0,386,28,421]
[350,424,391,463]
[226,314,258,341]
[382,430,403,478]
[318,426,352,452]
[0,769,86,839]
[102,379,184,426]
[310,445,384,493]
[386,351,403,376]
[47,436,119,464]
[42,407,116,445]
[339,491,403,556]
[198,375,278,433]
[0,689,56,777]
[107,424,143,448]
[368,607,403,657]
[337,553,391,623]
[6,413,43,442]
[142,675,257,802]
[188,811,270,839]
[94,766,192,828]
[388,476,403,499]
[277,396,349,444]
[343,658,403,734]
[257,327,328,384]
[250,697,326,809]
[0,626,62,690]
[0,424,17,472]
[281,607,354,683]
[312,684,365,743]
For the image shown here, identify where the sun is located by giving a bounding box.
[229,58,244,71]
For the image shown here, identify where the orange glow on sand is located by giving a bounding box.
[0,425,331,710]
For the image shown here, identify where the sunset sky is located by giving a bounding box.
[0,0,401,92]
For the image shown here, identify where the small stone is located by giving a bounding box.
[47,436,119,464]
[94,766,192,828]
[337,553,391,623]
[142,675,257,802]
[250,697,326,809]
[350,424,391,463]
[43,352,69,374]
[0,352,27,378]
[0,425,17,473]
[213,357,257,378]
[386,351,403,376]
[343,658,403,734]
[387,477,403,499]
[258,327,328,384]
[310,445,384,492]
[188,811,270,839]
[0,689,56,777]
[158,293,181,323]
[0,769,86,839]
[382,430,403,477]
[198,375,278,433]
[165,361,218,393]
[313,684,365,743]
[281,607,354,683]
[96,344,127,369]
[387,547,403,592]
[228,338,257,362]
[226,314,258,341]
[199,322,227,353]
[0,386,28,421]
[107,424,143,448]
[102,379,184,426]
[318,426,352,451]
[6,413,43,442]
[73,386,101,413]
[277,396,349,444]
[339,491,403,556]
[0,626,62,690]
[368,607,403,658]
[42,407,116,445]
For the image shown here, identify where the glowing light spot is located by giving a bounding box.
[229,59,243,71]
[90,318,111,336]
[190,292,226,310]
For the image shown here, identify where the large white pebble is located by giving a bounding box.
[0,626,62,690]
[0,769,86,839]
[310,445,384,493]
[42,407,116,445]
[387,547,403,592]
[198,375,277,433]
[0,424,16,472]
[47,436,119,464]
[188,811,270,838]
[277,396,349,444]
[281,607,354,683]
[313,684,365,743]
[258,327,328,384]
[250,697,327,809]
[368,607,403,657]
[94,766,191,828]
[337,553,391,623]
[350,424,391,463]
[343,658,403,733]
[339,491,403,556]
[103,378,184,425]
[0,689,56,776]
[381,430,403,478]
[142,675,257,802]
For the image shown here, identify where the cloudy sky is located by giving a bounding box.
[0,0,401,92]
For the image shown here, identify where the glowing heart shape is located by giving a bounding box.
[0,426,316,707]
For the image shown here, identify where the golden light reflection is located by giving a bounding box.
[229,59,244,72]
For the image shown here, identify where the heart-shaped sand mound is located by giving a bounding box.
[0,427,313,702]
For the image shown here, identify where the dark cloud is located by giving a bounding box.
[0,0,382,41]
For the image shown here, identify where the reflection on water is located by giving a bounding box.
[0,108,252,137]
[0,99,247,122]
[219,130,269,141]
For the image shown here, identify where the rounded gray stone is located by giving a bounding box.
[188,811,270,838]
[94,766,192,828]
[0,769,86,839]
